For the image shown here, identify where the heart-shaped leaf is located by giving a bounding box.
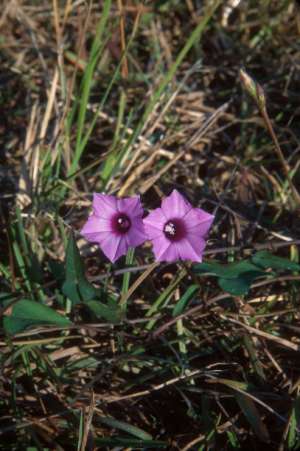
[218,272,261,296]
[193,260,266,295]
[62,233,100,305]
[3,299,72,335]
[252,251,300,271]
[85,298,121,324]
[193,260,265,279]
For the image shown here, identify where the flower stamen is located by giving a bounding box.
[113,213,131,234]
[163,219,186,242]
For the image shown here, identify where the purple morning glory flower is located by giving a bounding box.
[81,194,147,263]
[143,190,214,262]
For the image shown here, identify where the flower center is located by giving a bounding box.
[112,213,131,234]
[163,218,186,242]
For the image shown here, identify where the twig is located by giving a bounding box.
[218,315,299,352]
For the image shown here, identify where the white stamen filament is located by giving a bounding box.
[164,223,176,236]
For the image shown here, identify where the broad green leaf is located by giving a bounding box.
[98,416,152,440]
[3,299,72,335]
[62,233,100,305]
[85,299,121,324]
[26,252,44,285]
[48,259,65,282]
[218,272,261,296]
[227,261,265,280]
[193,260,265,279]
[193,260,266,295]
[235,393,270,443]
[193,261,227,276]
[214,378,270,443]
[252,251,300,271]
[172,284,198,316]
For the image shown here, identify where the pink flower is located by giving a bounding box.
[81,194,147,263]
[143,190,214,262]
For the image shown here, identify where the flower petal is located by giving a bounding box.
[81,193,148,262]
[161,189,192,220]
[143,208,166,239]
[184,208,214,236]
[81,215,112,242]
[126,219,147,247]
[176,236,206,262]
[92,193,118,218]
[99,233,128,263]
[117,196,143,218]
[157,243,179,262]
[150,234,178,262]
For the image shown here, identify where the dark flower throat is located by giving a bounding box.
[163,218,186,241]
[112,213,131,234]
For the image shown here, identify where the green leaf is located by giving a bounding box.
[193,260,264,279]
[192,261,224,276]
[94,437,167,448]
[48,259,65,283]
[252,251,300,271]
[287,397,300,449]
[215,378,270,443]
[218,271,261,296]
[62,232,100,305]
[3,300,72,335]
[223,261,265,280]
[226,430,240,449]
[63,356,99,374]
[85,299,121,324]
[15,206,43,284]
[98,416,152,440]
[193,260,266,296]
[70,0,112,176]
[172,284,198,316]
[235,393,270,443]
[0,293,17,307]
